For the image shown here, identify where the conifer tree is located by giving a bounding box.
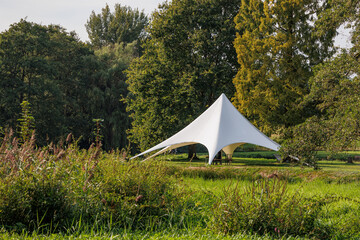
[233,0,335,133]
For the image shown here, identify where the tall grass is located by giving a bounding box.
[211,178,330,238]
[0,131,196,233]
[1,131,360,239]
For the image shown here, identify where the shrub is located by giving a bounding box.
[0,176,71,231]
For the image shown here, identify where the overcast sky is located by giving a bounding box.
[0,0,166,42]
[0,0,352,48]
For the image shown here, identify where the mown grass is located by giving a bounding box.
[163,151,360,168]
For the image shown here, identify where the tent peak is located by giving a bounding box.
[131,93,280,164]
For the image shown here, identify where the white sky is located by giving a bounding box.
[0,0,166,42]
[0,0,352,48]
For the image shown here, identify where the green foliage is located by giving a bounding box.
[320,200,360,239]
[316,0,360,54]
[282,51,360,165]
[0,131,190,232]
[0,20,134,150]
[0,131,72,231]
[211,178,329,237]
[96,160,181,229]
[17,100,35,143]
[1,131,360,238]
[88,42,137,150]
[126,0,241,151]
[280,117,326,168]
[0,177,71,232]
[305,51,360,152]
[0,20,94,146]
[232,0,336,133]
[85,4,148,48]
[92,119,104,147]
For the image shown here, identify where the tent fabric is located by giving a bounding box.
[131,93,280,164]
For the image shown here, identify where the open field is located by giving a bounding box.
[1,143,360,239]
[164,151,360,171]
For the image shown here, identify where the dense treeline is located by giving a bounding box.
[0,8,142,149]
[0,20,95,146]
[0,0,359,160]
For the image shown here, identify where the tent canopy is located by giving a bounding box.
[131,93,280,164]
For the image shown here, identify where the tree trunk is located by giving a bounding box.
[188,144,198,159]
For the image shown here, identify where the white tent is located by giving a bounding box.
[131,93,280,164]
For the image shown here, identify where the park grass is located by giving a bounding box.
[184,176,360,200]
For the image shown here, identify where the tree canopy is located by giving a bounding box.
[87,42,138,150]
[0,20,93,144]
[86,4,148,48]
[317,0,360,54]
[281,51,360,165]
[1,1,359,160]
[232,0,336,133]
[307,52,360,151]
[0,20,136,150]
[126,0,241,151]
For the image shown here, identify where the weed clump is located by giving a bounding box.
[211,178,329,238]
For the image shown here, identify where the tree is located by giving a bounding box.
[0,20,136,150]
[232,0,336,133]
[85,4,148,48]
[86,42,137,150]
[316,0,360,54]
[0,20,94,145]
[126,0,241,155]
[281,52,360,166]
[305,52,360,151]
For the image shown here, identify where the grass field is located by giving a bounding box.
[164,151,360,171]
[1,142,360,239]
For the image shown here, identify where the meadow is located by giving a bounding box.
[0,134,360,239]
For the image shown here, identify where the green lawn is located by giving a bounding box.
[162,151,360,171]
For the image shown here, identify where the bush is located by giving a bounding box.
[211,178,329,238]
[280,117,329,169]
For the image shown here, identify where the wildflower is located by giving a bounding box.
[135,195,144,202]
